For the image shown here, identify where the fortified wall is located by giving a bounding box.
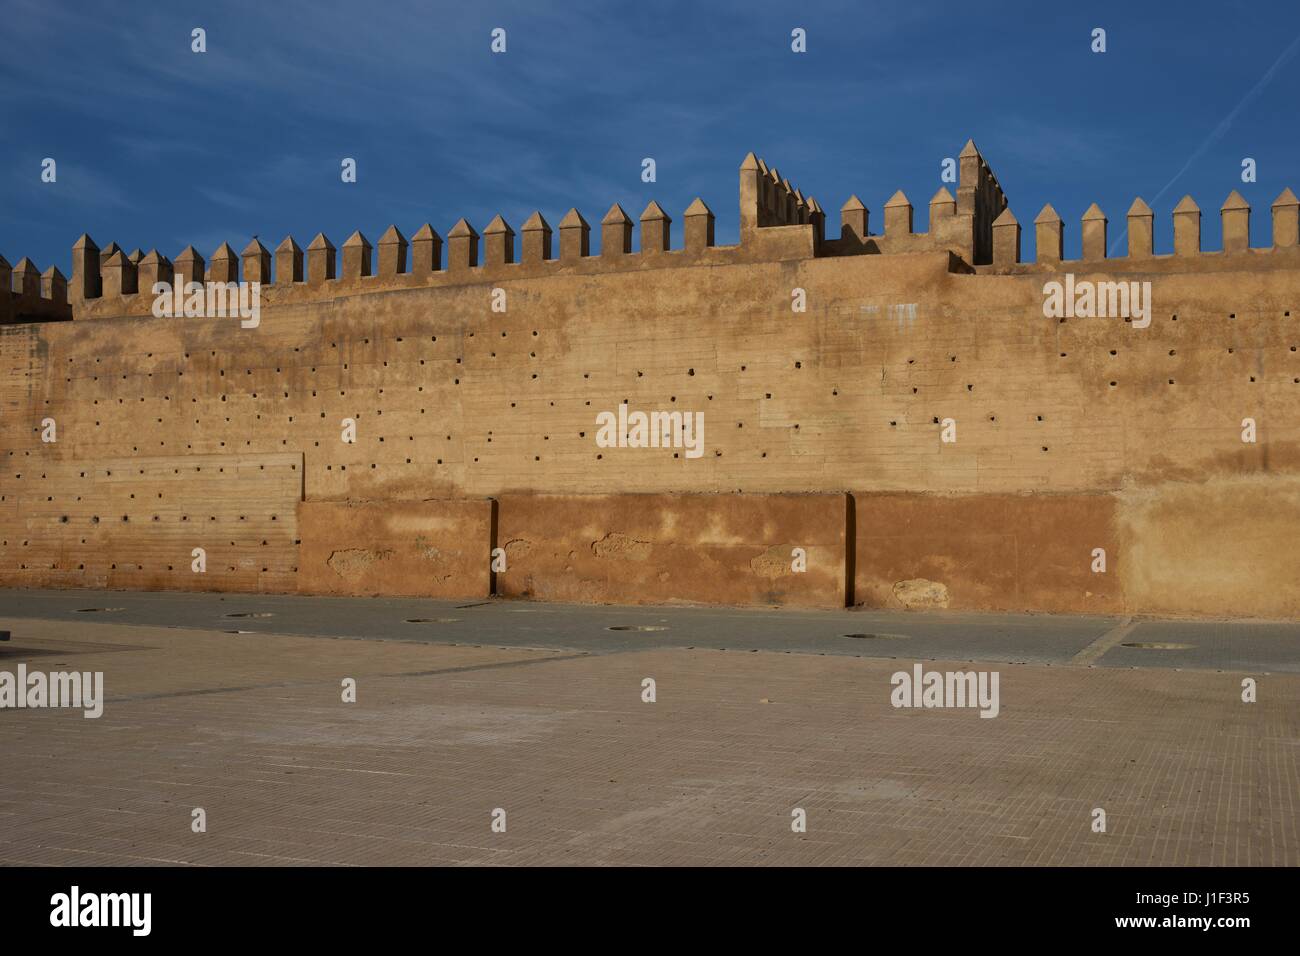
[3,140,1299,618]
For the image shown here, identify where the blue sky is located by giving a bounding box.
[3,0,1300,274]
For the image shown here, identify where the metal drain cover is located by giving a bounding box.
[843,633,911,640]
[223,612,274,619]
[74,607,124,613]
[606,625,669,632]
[1120,641,1195,650]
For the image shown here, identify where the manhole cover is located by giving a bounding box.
[75,607,124,613]
[843,633,910,640]
[225,630,254,634]
[405,618,462,624]
[223,612,274,619]
[1120,641,1195,650]
[606,625,669,632]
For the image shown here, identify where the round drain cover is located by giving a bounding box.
[404,618,461,624]
[1120,641,1195,650]
[75,607,124,613]
[606,625,669,632]
[843,633,910,640]
[223,612,274,619]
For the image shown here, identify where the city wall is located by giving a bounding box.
[3,141,1298,617]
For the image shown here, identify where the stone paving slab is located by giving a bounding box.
[0,617,1295,866]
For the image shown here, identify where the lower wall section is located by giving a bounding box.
[0,452,302,592]
[853,493,1122,614]
[5,478,1296,619]
[1116,475,1300,619]
[297,499,492,599]
[494,492,849,608]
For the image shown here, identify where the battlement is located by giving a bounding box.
[986,187,1300,272]
[19,138,1299,327]
[0,253,72,325]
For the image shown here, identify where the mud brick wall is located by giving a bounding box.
[3,144,1298,616]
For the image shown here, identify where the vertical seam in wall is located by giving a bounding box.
[844,492,856,608]
[488,497,498,596]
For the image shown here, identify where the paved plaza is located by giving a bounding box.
[0,591,1296,865]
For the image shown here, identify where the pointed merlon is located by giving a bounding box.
[740,152,760,171]
[521,212,551,232]
[992,207,1021,265]
[1081,204,1108,259]
[684,197,715,252]
[138,250,171,289]
[377,226,408,276]
[448,218,479,239]
[601,203,632,225]
[341,231,373,278]
[306,233,336,283]
[559,208,591,261]
[959,139,980,158]
[13,257,41,296]
[640,200,670,222]
[1221,190,1249,211]
[640,200,671,253]
[1272,187,1300,247]
[558,208,589,230]
[884,191,913,235]
[447,219,480,270]
[684,197,713,218]
[482,216,515,265]
[1221,191,1251,253]
[840,195,869,242]
[1034,203,1062,224]
[1127,197,1153,217]
[1035,205,1063,261]
[240,239,271,283]
[73,233,98,251]
[601,204,632,256]
[930,187,956,223]
[209,242,238,282]
[276,235,304,284]
[411,223,443,274]
[521,212,553,263]
[1173,196,1201,256]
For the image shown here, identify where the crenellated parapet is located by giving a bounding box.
[1,249,72,325]
[39,141,1300,323]
[987,187,1300,271]
[815,139,1007,265]
[68,189,729,320]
